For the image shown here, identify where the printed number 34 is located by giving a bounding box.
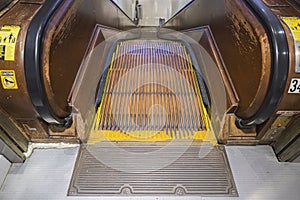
[289,79,300,93]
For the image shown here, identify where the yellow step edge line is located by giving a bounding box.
[94,47,118,131]
[88,130,212,144]
[184,47,211,130]
[184,46,217,145]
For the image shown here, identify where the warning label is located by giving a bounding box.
[282,17,300,41]
[0,25,21,61]
[0,70,18,89]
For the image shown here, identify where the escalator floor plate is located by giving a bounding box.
[68,144,238,196]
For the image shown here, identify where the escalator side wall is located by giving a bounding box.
[165,0,300,149]
[0,1,50,140]
[257,0,300,145]
[67,25,118,142]
[40,0,136,137]
[42,0,136,121]
[164,0,271,120]
[42,0,96,118]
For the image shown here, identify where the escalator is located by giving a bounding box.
[0,0,299,197]
[68,31,237,196]
[1,0,297,143]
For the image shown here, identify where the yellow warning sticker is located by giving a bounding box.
[282,17,300,41]
[0,25,21,61]
[0,70,18,89]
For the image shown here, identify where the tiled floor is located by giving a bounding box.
[0,145,299,200]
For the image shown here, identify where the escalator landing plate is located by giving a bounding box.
[68,143,238,196]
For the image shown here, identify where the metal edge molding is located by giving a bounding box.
[236,0,289,128]
[157,28,210,108]
[109,0,136,26]
[24,0,72,126]
[95,29,142,107]
[0,0,12,11]
[0,137,24,163]
[163,0,196,26]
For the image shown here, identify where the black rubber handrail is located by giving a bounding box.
[24,0,72,126]
[236,0,289,128]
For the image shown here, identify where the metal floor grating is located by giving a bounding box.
[68,143,238,196]
[92,40,210,142]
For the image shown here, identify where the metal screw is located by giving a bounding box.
[175,187,185,196]
[121,187,131,195]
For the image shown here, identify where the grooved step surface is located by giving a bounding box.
[93,40,210,141]
[68,144,237,196]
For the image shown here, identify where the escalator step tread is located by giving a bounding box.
[93,40,211,142]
